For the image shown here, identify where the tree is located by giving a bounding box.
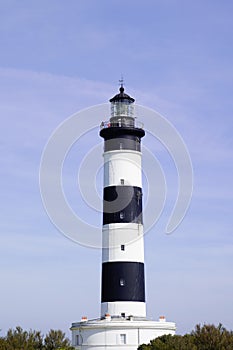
[0,327,74,350]
[4,326,43,350]
[138,324,233,350]
[44,329,74,350]
[138,334,197,350]
[0,337,7,350]
[191,323,233,350]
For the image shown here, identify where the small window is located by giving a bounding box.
[136,137,140,151]
[121,245,125,251]
[120,212,124,219]
[120,334,126,344]
[120,178,124,185]
[119,142,123,149]
[120,278,125,286]
[76,335,80,345]
[121,313,126,318]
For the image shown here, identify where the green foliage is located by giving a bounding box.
[4,326,43,350]
[138,323,233,350]
[0,337,7,350]
[0,327,74,350]
[44,329,74,350]
[138,334,197,350]
[191,323,233,350]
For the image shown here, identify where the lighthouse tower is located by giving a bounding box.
[71,86,176,350]
[100,85,145,319]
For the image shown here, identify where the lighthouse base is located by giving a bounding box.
[71,316,176,350]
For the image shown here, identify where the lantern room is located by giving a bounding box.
[109,85,135,128]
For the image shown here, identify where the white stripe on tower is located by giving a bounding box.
[100,85,146,319]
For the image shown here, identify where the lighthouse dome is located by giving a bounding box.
[109,86,135,103]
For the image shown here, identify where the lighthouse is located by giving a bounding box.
[100,85,145,319]
[71,85,176,349]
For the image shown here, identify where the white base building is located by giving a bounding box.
[71,315,176,349]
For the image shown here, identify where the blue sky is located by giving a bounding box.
[0,0,233,338]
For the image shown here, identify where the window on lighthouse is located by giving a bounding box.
[76,335,80,345]
[120,278,125,286]
[120,334,126,344]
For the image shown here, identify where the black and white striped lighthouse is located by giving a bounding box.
[71,86,176,348]
[100,85,146,319]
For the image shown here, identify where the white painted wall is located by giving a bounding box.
[103,150,142,188]
[102,223,144,261]
[71,319,176,350]
[101,301,146,319]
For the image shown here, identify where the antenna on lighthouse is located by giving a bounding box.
[119,75,124,89]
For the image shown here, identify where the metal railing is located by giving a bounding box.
[100,119,144,130]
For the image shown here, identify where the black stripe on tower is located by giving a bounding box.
[100,126,145,141]
[104,135,141,152]
[101,261,145,302]
[103,186,142,225]
[100,126,145,152]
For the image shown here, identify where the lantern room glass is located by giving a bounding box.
[111,100,134,118]
[110,101,135,128]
